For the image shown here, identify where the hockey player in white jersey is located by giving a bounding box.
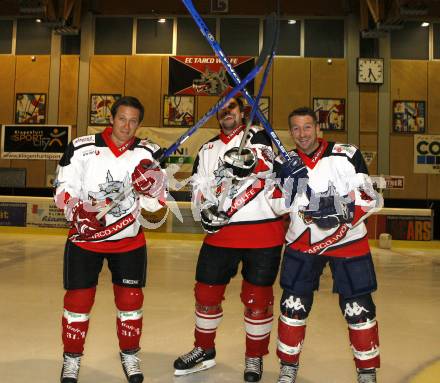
[54,96,166,383]
[173,97,285,382]
[271,107,382,383]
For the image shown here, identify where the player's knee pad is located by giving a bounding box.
[339,294,376,324]
[280,290,313,320]
[63,288,96,324]
[113,284,144,311]
[64,287,96,313]
[194,282,226,308]
[241,280,274,314]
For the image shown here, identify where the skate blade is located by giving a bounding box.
[174,359,216,376]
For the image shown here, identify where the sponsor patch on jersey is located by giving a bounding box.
[73,135,95,147]
[332,143,356,158]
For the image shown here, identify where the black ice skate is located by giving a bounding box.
[357,368,377,383]
[60,352,82,383]
[277,362,299,383]
[173,346,216,376]
[244,356,263,382]
[120,348,144,383]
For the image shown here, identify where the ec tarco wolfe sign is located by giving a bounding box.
[169,56,255,96]
[1,125,71,160]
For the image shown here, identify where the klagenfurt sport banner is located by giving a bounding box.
[414,134,440,174]
[169,56,255,96]
[1,125,71,160]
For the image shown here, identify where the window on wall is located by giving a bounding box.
[177,17,216,55]
[304,19,344,58]
[391,21,429,60]
[434,23,440,59]
[0,20,13,54]
[277,19,301,56]
[16,19,52,54]
[360,35,379,58]
[95,17,133,55]
[220,18,260,56]
[61,34,81,54]
[136,18,173,54]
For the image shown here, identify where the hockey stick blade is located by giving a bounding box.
[95,28,275,221]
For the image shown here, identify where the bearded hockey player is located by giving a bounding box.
[173,96,285,382]
[54,96,166,383]
[272,107,383,383]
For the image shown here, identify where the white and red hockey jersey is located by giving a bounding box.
[54,127,164,253]
[272,139,382,257]
[192,124,285,248]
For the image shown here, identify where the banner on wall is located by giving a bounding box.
[1,125,71,160]
[370,175,404,190]
[386,215,432,241]
[0,202,27,226]
[414,134,440,174]
[169,56,255,96]
[26,201,69,228]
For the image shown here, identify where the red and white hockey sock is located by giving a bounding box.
[244,308,273,357]
[349,319,380,369]
[194,282,226,350]
[241,281,274,357]
[114,285,144,351]
[276,314,306,364]
[62,288,96,354]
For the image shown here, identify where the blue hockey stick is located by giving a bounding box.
[182,0,303,173]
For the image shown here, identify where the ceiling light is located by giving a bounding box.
[421,22,429,27]
[158,18,166,23]
[288,19,296,25]
[35,18,42,23]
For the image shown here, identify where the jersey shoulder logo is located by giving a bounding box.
[332,143,357,158]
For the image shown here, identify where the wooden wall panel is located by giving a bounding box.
[310,58,346,99]
[390,60,427,101]
[59,55,79,127]
[359,84,378,133]
[390,60,428,199]
[389,135,427,199]
[428,61,440,134]
[273,57,310,130]
[427,175,440,199]
[89,56,126,95]
[254,62,273,98]
[0,56,15,168]
[322,131,347,144]
[359,132,378,175]
[125,56,162,127]
[196,96,218,129]
[0,56,15,124]
[13,55,50,187]
[15,55,50,93]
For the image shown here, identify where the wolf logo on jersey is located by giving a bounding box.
[88,170,135,217]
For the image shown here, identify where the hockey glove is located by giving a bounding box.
[279,156,309,206]
[200,203,230,234]
[223,147,257,179]
[131,159,166,198]
[301,194,355,230]
[72,201,104,239]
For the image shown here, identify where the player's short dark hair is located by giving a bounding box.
[288,106,316,128]
[111,96,144,122]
